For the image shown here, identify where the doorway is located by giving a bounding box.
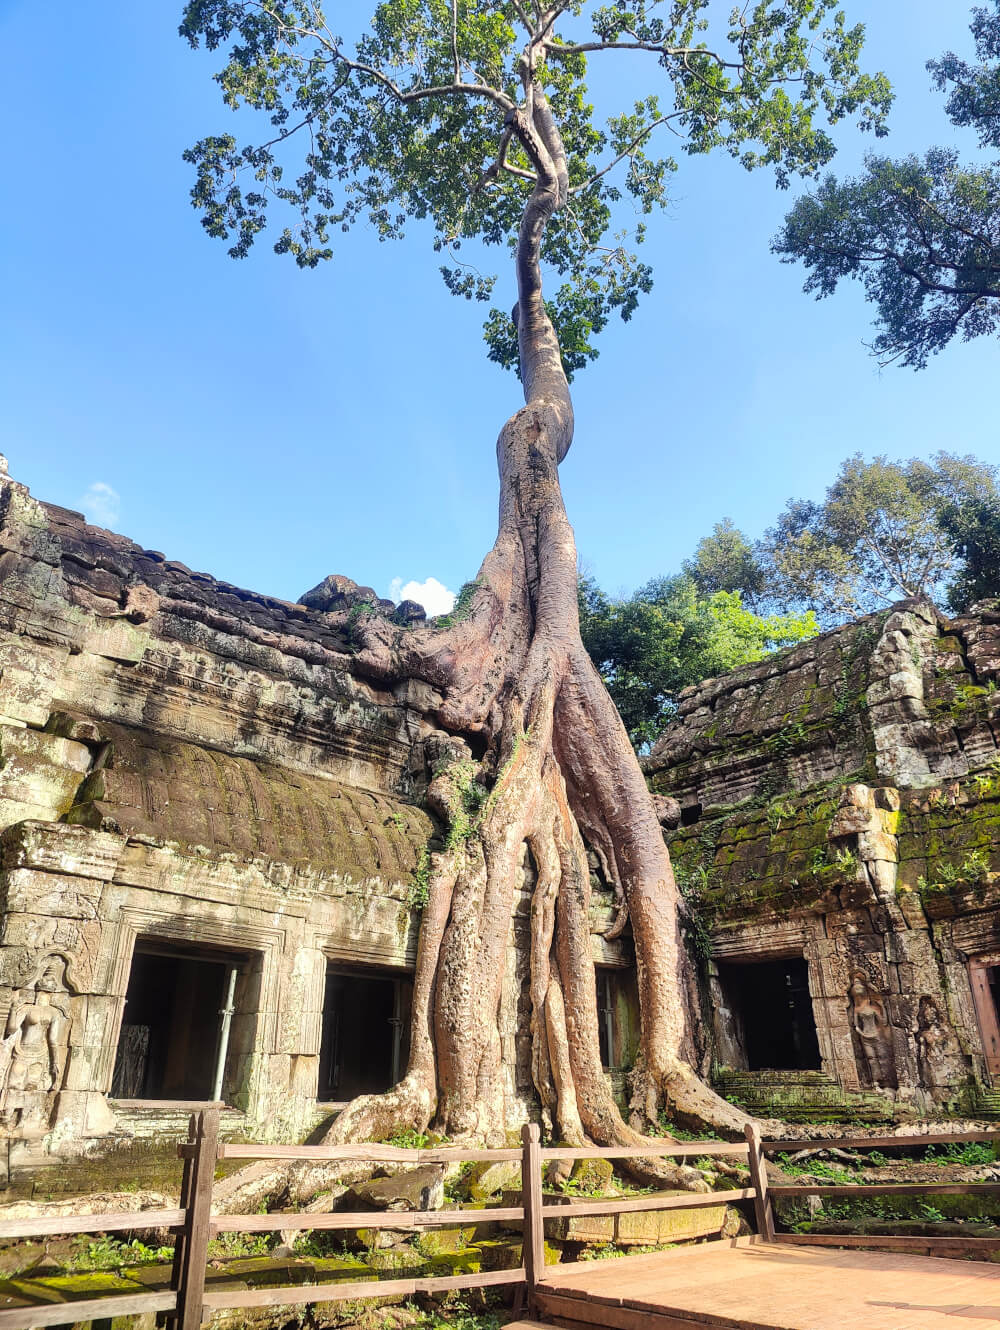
[111,939,248,1101]
[715,956,821,1071]
[968,954,1000,1078]
[318,966,411,1102]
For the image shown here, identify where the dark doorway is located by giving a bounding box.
[318,967,410,1102]
[111,940,246,1101]
[716,957,821,1071]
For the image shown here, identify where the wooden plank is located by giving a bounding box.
[769,1182,1000,1197]
[773,1233,1000,1253]
[522,1122,546,1298]
[762,1130,1000,1152]
[539,1189,752,1220]
[539,1144,748,1161]
[745,1122,775,1243]
[535,1290,726,1330]
[0,1207,184,1239]
[172,1106,220,1330]
[217,1142,521,1163]
[201,1265,526,1311]
[0,1291,176,1330]
[210,1205,523,1233]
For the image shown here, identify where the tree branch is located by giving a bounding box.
[570,113,681,195]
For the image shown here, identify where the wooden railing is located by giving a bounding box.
[0,1114,746,1329]
[5,1119,1000,1328]
[758,1128,1000,1258]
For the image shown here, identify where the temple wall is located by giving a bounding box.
[0,461,627,1184]
[647,599,1000,1120]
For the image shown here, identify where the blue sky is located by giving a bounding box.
[2,1,997,613]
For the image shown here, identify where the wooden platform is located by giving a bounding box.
[533,1239,1000,1329]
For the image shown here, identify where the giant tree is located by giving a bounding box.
[181,0,889,1159]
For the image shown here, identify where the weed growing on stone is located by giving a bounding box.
[409,846,432,910]
[923,1141,997,1166]
[69,1235,175,1271]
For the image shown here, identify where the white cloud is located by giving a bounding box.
[389,576,456,617]
[80,481,121,529]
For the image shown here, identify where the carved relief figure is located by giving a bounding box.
[848,972,897,1090]
[916,995,961,1087]
[0,953,73,1137]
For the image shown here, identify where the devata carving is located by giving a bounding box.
[848,972,897,1091]
[916,995,961,1087]
[0,951,74,1138]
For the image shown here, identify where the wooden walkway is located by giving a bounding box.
[532,1239,1000,1329]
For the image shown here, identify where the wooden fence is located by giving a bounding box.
[758,1127,1000,1259]
[2,1119,999,1328]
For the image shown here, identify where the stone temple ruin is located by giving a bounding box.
[3,456,1000,1189]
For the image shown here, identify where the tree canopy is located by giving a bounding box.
[760,451,998,620]
[182,0,891,374]
[579,572,816,748]
[774,2,1000,368]
[939,493,1000,611]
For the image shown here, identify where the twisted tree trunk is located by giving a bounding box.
[322,92,748,1183]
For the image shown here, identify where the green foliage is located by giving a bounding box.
[433,578,482,629]
[181,0,890,375]
[410,1292,506,1329]
[206,1230,273,1260]
[384,1127,434,1148]
[775,1153,854,1185]
[924,1140,997,1165]
[438,758,487,848]
[69,1236,175,1271]
[409,845,432,910]
[939,493,1000,611]
[673,861,715,962]
[683,519,769,609]
[775,2,1000,368]
[578,572,816,749]
[760,451,998,620]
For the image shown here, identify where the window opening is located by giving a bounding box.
[318,966,410,1101]
[715,956,820,1071]
[596,970,615,1069]
[111,940,247,1101]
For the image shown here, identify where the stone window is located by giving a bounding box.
[110,939,253,1103]
[318,966,411,1103]
[714,956,821,1072]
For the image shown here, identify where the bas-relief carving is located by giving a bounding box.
[0,952,75,1139]
[916,995,965,1088]
[848,971,897,1091]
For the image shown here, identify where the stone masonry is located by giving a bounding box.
[0,460,630,1182]
[646,597,1000,1120]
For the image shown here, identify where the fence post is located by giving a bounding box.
[171,1107,220,1329]
[521,1122,545,1305]
[745,1121,775,1242]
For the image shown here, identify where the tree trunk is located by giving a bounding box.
[326,93,749,1180]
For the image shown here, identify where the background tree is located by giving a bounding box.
[580,573,816,750]
[182,0,889,1155]
[682,518,768,609]
[774,2,1000,368]
[939,493,1000,609]
[760,451,997,621]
